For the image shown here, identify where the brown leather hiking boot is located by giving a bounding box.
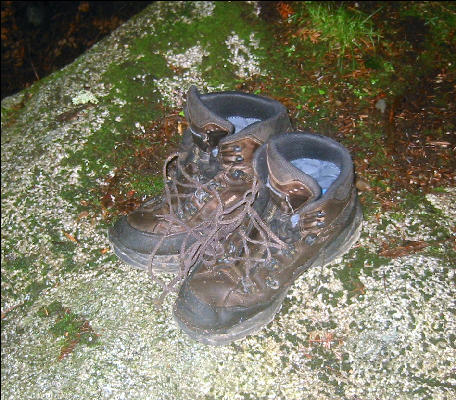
[108,86,292,273]
[173,132,363,345]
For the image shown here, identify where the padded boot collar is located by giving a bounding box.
[184,86,292,154]
[185,86,234,151]
[265,140,321,213]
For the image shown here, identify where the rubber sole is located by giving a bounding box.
[108,229,180,273]
[173,199,363,345]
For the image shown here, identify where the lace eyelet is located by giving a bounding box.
[228,243,236,254]
[240,277,254,293]
[208,179,222,190]
[194,189,209,202]
[265,277,280,290]
[231,169,244,179]
[184,202,198,216]
[304,234,317,245]
[265,259,278,271]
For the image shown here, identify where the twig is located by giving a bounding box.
[1,302,23,319]
[26,41,40,81]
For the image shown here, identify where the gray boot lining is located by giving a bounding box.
[291,158,340,194]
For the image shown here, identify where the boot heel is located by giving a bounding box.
[320,198,363,266]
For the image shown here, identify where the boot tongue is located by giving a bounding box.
[266,142,322,212]
[184,86,234,151]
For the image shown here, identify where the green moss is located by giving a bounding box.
[25,280,50,304]
[38,301,99,358]
[293,2,380,68]
[109,1,276,92]
[401,192,432,211]
[61,40,168,209]
[129,174,164,195]
[410,375,456,391]
[425,244,456,265]
[37,300,65,318]
[129,2,274,89]
[51,312,79,336]
[358,191,379,218]
[401,193,449,232]
[1,76,48,130]
[60,1,290,213]
[337,247,389,300]
[2,255,36,272]
[1,99,25,129]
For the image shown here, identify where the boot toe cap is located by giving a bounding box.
[108,214,186,256]
[174,273,267,336]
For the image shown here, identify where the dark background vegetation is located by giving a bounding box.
[1,1,153,99]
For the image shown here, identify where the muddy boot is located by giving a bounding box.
[108,86,292,273]
[173,132,363,345]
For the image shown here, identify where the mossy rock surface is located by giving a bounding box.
[1,2,455,399]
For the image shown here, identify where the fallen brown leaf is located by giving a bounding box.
[355,176,371,192]
[58,339,79,361]
[63,232,78,243]
[379,240,428,258]
[77,211,89,220]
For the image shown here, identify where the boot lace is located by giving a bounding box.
[148,155,287,305]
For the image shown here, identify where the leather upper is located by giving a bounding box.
[175,132,360,331]
[125,86,292,237]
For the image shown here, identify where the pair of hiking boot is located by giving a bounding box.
[109,86,363,345]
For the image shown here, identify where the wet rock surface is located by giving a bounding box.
[1,2,455,399]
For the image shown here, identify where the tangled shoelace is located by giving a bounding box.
[148,152,288,305]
